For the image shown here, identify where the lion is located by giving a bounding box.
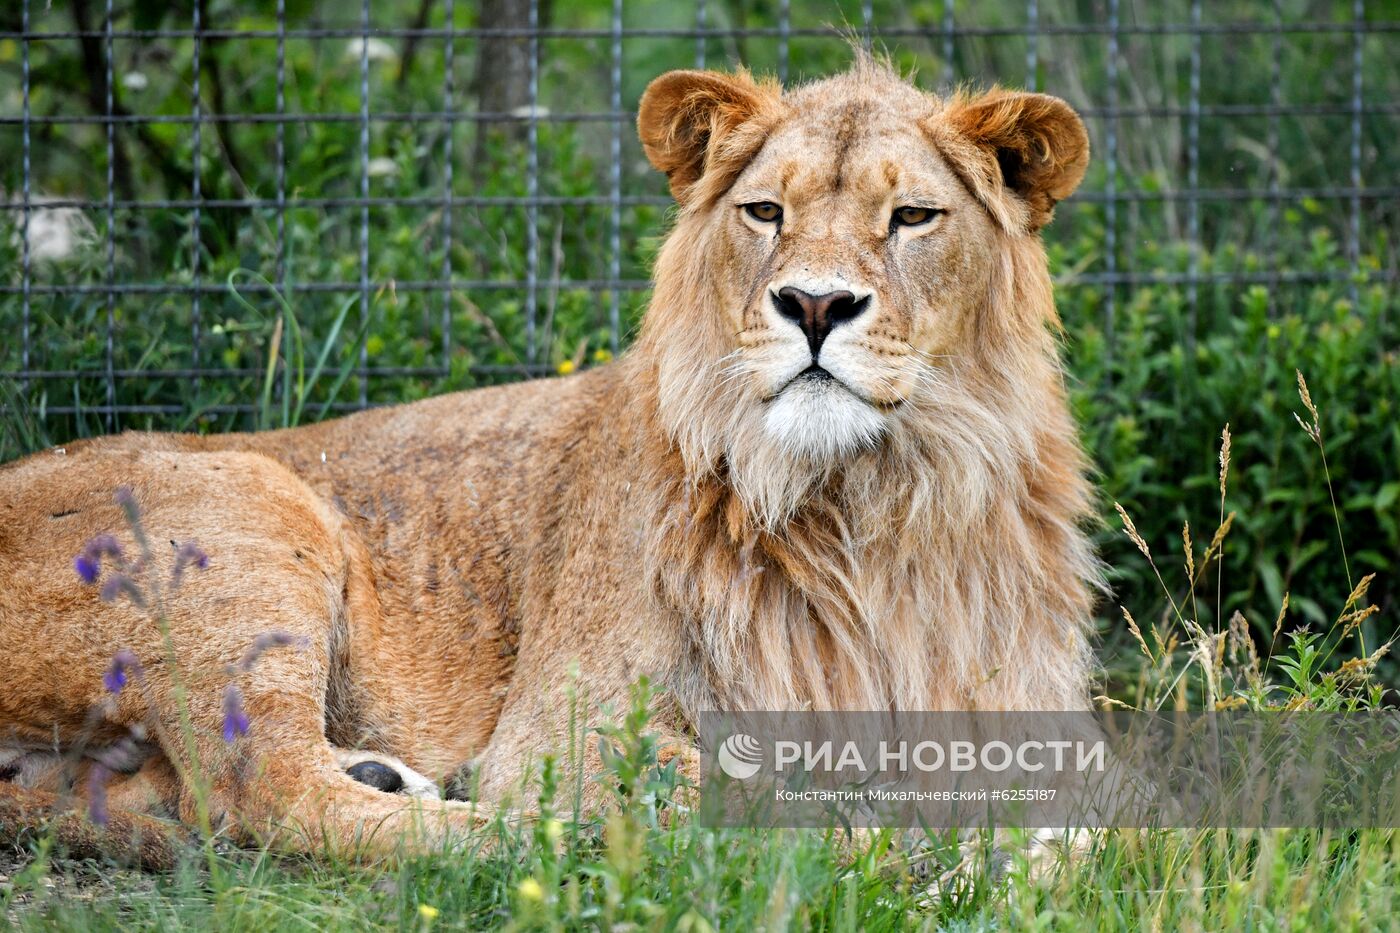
[0,56,1096,864]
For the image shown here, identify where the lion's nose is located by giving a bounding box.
[773,287,869,357]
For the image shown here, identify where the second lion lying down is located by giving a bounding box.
[0,56,1097,856]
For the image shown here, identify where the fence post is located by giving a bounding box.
[442,0,456,372]
[357,0,371,408]
[20,0,31,396]
[103,0,117,430]
[609,0,623,356]
[1103,0,1120,383]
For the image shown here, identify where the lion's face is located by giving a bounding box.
[713,94,1002,456]
[638,61,1089,467]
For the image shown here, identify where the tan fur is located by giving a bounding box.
[0,57,1097,859]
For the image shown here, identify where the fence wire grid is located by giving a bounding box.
[0,0,1396,438]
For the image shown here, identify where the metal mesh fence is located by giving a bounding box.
[0,0,1395,437]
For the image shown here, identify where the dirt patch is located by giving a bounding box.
[1,845,160,923]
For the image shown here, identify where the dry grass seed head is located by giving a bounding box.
[1340,605,1379,640]
[1122,606,1151,660]
[1271,593,1291,643]
[1226,610,1262,683]
[1341,573,1376,615]
[1204,511,1236,561]
[1294,370,1322,443]
[1218,424,1231,498]
[1114,502,1151,559]
[1182,521,1195,581]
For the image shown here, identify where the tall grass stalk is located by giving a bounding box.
[226,270,370,430]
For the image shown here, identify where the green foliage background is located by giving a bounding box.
[1,0,1397,687]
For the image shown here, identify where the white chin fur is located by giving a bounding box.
[762,377,886,460]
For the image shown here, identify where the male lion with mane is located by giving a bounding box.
[0,56,1097,862]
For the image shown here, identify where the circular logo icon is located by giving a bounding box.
[717,733,764,780]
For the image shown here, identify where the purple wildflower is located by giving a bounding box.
[74,534,123,585]
[99,573,146,608]
[171,541,210,588]
[103,650,141,694]
[87,764,112,827]
[221,684,250,742]
[75,554,100,584]
[113,487,152,557]
[238,630,310,672]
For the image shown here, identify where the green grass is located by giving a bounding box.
[8,826,1398,930]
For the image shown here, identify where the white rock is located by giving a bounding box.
[12,197,95,263]
[366,157,400,178]
[344,37,398,64]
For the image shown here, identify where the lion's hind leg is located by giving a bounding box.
[134,514,505,857]
[85,581,506,861]
[0,743,502,867]
[0,780,185,870]
[0,446,503,862]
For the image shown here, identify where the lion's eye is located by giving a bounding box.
[891,206,939,228]
[743,202,783,224]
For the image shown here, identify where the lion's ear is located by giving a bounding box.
[931,90,1089,233]
[638,69,782,204]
